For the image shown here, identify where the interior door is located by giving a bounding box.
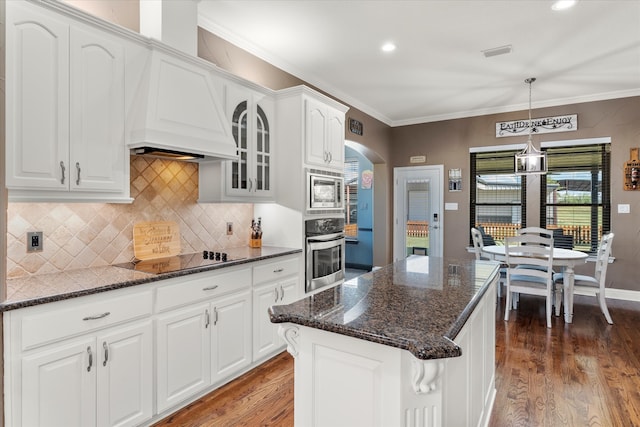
[393,165,444,261]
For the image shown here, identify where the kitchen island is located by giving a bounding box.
[269,255,500,427]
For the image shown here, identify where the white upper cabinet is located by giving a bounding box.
[6,1,130,202]
[305,97,346,171]
[273,86,348,212]
[199,78,276,202]
[6,3,70,192]
[70,26,126,193]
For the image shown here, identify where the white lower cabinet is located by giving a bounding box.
[155,289,252,413]
[252,256,301,361]
[22,336,97,427]
[154,266,254,414]
[211,290,252,384]
[156,303,211,413]
[4,254,302,426]
[96,322,153,427]
[6,288,154,427]
[253,277,298,361]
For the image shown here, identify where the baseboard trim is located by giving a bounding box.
[603,288,640,302]
[573,287,640,302]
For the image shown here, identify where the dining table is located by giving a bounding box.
[482,245,588,323]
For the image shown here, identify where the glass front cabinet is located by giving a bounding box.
[225,83,275,200]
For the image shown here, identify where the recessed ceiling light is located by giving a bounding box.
[551,0,577,11]
[381,42,396,52]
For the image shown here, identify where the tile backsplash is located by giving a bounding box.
[6,156,253,278]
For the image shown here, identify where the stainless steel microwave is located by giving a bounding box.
[307,171,344,211]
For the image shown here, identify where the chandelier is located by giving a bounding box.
[515,77,547,175]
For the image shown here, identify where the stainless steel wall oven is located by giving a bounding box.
[305,218,345,293]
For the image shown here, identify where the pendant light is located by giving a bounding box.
[515,77,547,175]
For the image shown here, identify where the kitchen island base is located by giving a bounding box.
[278,277,497,427]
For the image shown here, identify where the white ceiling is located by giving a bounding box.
[197,1,640,127]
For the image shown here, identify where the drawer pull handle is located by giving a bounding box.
[273,268,284,273]
[205,309,210,328]
[83,312,110,321]
[274,288,279,303]
[213,307,219,326]
[76,162,81,185]
[279,285,285,301]
[60,161,66,184]
[103,341,109,367]
[87,347,93,372]
[202,285,219,291]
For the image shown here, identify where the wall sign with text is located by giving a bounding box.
[496,114,577,138]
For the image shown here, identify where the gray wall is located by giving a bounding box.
[390,96,640,291]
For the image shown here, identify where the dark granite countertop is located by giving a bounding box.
[2,246,301,312]
[269,256,499,360]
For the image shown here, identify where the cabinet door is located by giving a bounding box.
[325,110,345,170]
[225,83,252,195]
[22,337,96,427]
[69,25,125,193]
[305,98,329,168]
[156,303,211,413]
[279,276,300,305]
[211,290,252,384]
[97,321,153,427]
[253,97,275,198]
[6,2,69,190]
[252,278,297,361]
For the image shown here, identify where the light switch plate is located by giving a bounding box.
[617,204,630,214]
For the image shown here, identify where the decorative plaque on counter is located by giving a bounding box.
[133,221,181,260]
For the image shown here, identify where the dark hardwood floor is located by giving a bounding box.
[153,295,640,427]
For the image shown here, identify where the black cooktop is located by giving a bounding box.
[113,251,244,275]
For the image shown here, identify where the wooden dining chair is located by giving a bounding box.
[504,234,556,328]
[554,232,615,324]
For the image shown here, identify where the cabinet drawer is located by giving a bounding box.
[156,267,251,312]
[20,290,152,351]
[253,257,300,286]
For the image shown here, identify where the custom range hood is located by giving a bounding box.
[128,0,237,162]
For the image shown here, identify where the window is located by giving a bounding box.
[540,143,611,253]
[470,149,526,244]
[344,160,358,237]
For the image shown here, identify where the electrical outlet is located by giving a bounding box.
[27,231,43,252]
[226,222,233,235]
